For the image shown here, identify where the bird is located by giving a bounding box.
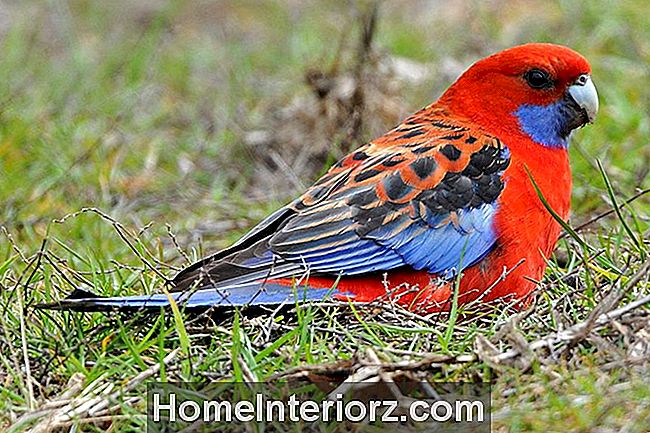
[40,43,598,314]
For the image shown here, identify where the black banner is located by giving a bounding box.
[147,381,491,432]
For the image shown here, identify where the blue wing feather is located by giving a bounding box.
[261,202,497,277]
[364,202,497,276]
[268,140,508,279]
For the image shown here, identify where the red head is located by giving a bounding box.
[438,43,597,149]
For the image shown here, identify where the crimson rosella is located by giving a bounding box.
[43,43,598,314]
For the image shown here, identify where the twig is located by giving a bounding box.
[2,238,47,317]
[1,225,28,262]
[17,287,35,410]
[566,187,650,236]
[53,207,171,284]
[485,261,650,364]
[166,223,191,264]
[339,0,379,153]
[20,348,180,433]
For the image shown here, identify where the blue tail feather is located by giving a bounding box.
[36,282,347,312]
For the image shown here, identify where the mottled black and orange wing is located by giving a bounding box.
[265,115,510,278]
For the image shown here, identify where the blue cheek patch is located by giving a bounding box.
[514,101,569,149]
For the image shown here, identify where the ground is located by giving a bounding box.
[0,1,649,432]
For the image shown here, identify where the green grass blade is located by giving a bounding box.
[596,159,645,257]
[524,165,591,251]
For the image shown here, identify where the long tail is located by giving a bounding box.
[35,281,347,312]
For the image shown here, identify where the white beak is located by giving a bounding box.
[568,75,598,123]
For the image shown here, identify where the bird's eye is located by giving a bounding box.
[524,69,553,89]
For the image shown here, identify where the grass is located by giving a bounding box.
[1,1,649,432]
